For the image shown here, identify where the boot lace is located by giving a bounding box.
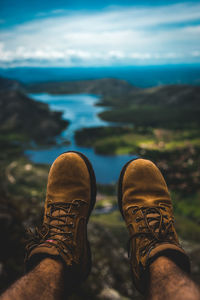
[26,199,87,255]
[127,205,175,257]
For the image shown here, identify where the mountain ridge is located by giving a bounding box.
[26,78,200,108]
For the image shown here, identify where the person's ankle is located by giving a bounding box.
[38,258,64,273]
[151,256,178,275]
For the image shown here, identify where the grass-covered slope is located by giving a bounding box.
[75,126,200,155]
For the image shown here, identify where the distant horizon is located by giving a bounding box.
[1,63,200,69]
[1,64,199,87]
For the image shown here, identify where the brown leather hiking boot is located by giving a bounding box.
[25,151,96,284]
[118,158,190,294]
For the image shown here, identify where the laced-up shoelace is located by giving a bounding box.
[26,199,87,255]
[127,205,175,257]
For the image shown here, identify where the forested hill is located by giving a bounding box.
[26,77,200,129]
[0,76,23,92]
[1,75,200,131]
[99,84,200,107]
[27,77,200,108]
[27,78,139,97]
[0,77,68,144]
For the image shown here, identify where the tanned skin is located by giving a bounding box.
[1,256,200,300]
[0,258,65,300]
[148,256,200,300]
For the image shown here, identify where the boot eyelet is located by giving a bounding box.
[74,201,80,208]
[139,249,144,256]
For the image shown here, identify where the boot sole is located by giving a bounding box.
[118,157,140,219]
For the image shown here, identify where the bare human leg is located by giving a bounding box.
[148,256,200,300]
[0,258,65,300]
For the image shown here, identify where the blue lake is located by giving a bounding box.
[25,93,136,184]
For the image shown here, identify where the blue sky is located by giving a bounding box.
[0,0,200,67]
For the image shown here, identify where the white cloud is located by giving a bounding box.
[0,2,200,67]
[51,9,66,14]
[192,50,200,57]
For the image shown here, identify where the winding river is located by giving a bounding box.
[25,93,136,184]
